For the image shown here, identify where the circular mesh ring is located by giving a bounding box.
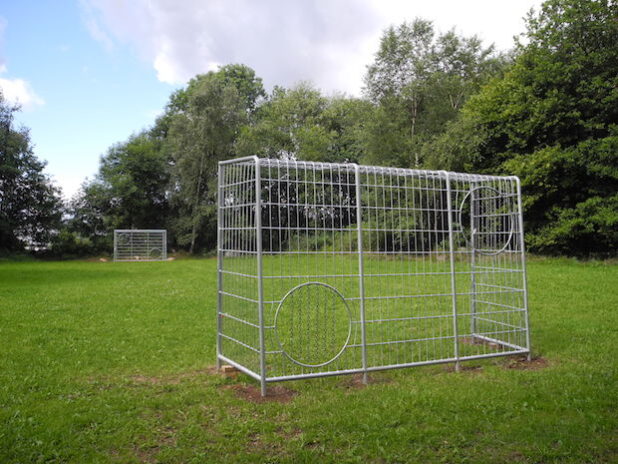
[274,282,352,368]
[456,186,515,256]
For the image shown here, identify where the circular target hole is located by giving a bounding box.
[117,233,131,246]
[275,282,351,368]
[457,186,515,255]
[149,247,162,259]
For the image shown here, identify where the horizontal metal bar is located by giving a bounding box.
[220,179,256,188]
[265,349,527,383]
[257,270,525,280]
[219,291,259,304]
[219,155,258,166]
[217,355,262,381]
[471,334,527,351]
[221,248,257,255]
[220,249,520,256]
[349,289,523,301]
[220,202,256,209]
[220,270,258,279]
[219,333,260,353]
[258,158,518,181]
[469,327,526,337]
[263,273,359,280]
[362,314,453,323]
[220,249,258,254]
[474,283,524,292]
[458,308,526,317]
[474,317,525,330]
[457,349,529,361]
[350,334,456,347]
[473,299,526,311]
[114,229,166,233]
[473,265,523,273]
[220,312,260,328]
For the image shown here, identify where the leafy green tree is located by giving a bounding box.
[321,96,374,164]
[152,64,264,142]
[67,131,170,254]
[426,0,618,255]
[363,19,504,167]
[64,179,110,252]
[0,93,62,253]
[236,83,330,160]
[166,66,264,252]
[77,133,169,229]
[237,83,371,163]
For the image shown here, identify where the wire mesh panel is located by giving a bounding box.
[217,157,530,395]
[113,229,167,261]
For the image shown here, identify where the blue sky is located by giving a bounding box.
[1,1,174,198]
[1,0,542,199]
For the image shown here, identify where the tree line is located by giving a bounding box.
[1,0,616,257]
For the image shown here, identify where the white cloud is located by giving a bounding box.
[81,0,542,95]
[0,74,45,110]
[0,16,44,110]
[79,0,114,52]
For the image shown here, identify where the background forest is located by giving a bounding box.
[1,0,616,258]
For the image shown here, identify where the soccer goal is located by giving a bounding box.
[217,156,531,395]
[113,229,167,262]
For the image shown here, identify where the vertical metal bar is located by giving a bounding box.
[216,163,224,369]
[255,157,267,396]
[113,230,117,261]
[443,171,460,371]
[470,184,477,336]
[354,164,368,384]
[163,230,167,260]
[514,176,532,361]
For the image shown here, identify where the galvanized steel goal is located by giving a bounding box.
[217,156,530,395]
[113,229,167,261]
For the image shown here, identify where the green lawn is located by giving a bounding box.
[1,257,616,463]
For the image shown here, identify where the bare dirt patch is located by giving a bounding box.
[505,355,549,370]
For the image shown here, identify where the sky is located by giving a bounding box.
[1,0,542,199]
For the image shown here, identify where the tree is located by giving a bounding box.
[236,83,331,160]
[68,131,170,251]
[237,83,372,163]
[0,92,62,253]
[166,66,264,252]
[97,133,170,229]
[426,0,618,255]
[363,19,504,167]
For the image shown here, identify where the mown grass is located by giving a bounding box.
[1,257,617,463]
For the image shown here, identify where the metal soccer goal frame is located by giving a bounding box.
[217,156,531,395]
[113,229,168,262]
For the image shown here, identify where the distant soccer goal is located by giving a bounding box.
[113,229,167,262]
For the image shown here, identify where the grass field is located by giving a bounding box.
[1,257,617,463]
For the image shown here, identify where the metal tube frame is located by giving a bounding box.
[216,158,531,396]
[443,172,461,372]
[354,164,369,385]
